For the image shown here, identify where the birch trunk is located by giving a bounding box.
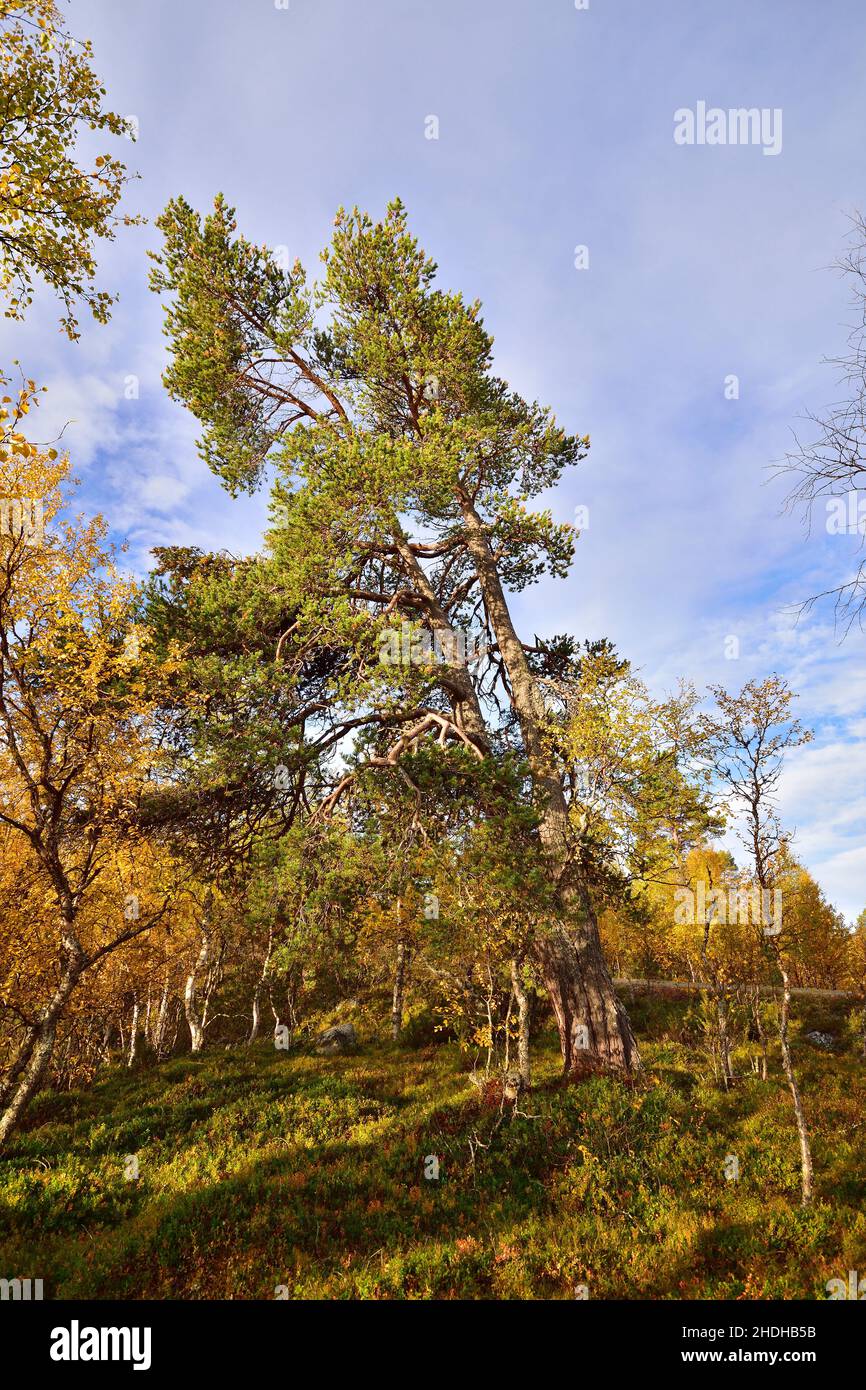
[510,958,532,1089]
[778,966,814,1206]
[0,952,82,1150]
[0,1025,38,1110]
[154,976,170,1059]
[751,988,769,1081]
[248,929,273,1045]
[127,997,140,1068]
[184,932,212,1053]
[391,928,411,1042]
[248,989,261,1046]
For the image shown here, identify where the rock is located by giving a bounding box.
[805,1030,835,1049]
[314,1022,358,1056]
[503,1071,525,1101]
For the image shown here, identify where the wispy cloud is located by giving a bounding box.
[2,0,864,917]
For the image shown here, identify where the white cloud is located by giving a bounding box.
[3,0,863,918]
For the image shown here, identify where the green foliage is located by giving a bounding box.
[0,0,139,336]
[1,1003,863,1299]
[149,194,314,493]
[149,192,587,614]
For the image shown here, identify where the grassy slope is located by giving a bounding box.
[1,995,864,1300]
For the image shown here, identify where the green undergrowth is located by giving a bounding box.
[1,1001,863,1299]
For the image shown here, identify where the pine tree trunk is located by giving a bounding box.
[533,919,639,1074]
[458,493,639,1074]
[396,495,639,1077]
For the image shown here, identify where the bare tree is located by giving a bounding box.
[778,210,866,634]
[701,677,814,1206]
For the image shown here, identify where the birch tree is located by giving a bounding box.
[0,437,175,1147]
[0,0,138,337]
[701,677,815,1205]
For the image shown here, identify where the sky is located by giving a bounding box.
[6,0,866,920]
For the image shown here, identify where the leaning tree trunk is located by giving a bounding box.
[459,494,640,1074]
[0,955,82,1151]
[0,1019,59,1149]
[0,1024,38,1111]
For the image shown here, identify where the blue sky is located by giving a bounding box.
[7,0,866,919]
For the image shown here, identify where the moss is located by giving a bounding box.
[1,1012,862,1299]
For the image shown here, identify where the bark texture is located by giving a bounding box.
[391,931,411,1042]
[0,947,82,1149]
[778,966,814,1206]
[458,494,640,1074]
[510,958,532,1089]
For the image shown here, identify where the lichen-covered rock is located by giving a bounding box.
[314,1022,359,1055]
[503,1071,525,1101]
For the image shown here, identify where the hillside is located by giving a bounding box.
[2,992,864,1300]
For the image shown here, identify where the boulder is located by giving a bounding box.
[503,1071,525,1101]
[804,1030,835,1049]
[314,1022,359,1056]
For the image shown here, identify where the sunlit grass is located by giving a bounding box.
[1,1004,864,1299]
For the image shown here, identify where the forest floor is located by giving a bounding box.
[1,991,864,1299]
